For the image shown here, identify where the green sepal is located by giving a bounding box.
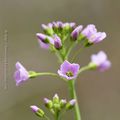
[36,109,45,117]
[53,103,61,111]
[45,100,53,109]
[60,100,66,108]
[53,94,59,104]
[65,102,74,110]
[44,28,54,36]
[88,62,97,70]
[84,42,93,47]
[44,38,50,43]
[62,24,71,35]
[29,71,38,78]
[77,34,85,42]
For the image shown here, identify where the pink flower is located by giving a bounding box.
[82,24,106,44]
[14,62,29,86]
[58,60,80,80]
[91,51,111,71]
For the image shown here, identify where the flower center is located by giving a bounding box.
[66,71,73,77]
[90,35,96,40]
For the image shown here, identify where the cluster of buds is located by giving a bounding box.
[44,94,76,113]
[36,21,106,51]
[37,21,76,50]
[30,94,76,118]
[42,21,76,36]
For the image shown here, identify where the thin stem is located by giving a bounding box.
[71,45,84,63]
[78,65,91,75]
[29,72,67,82]
[58,110,66,120]
[54,112,59,120]
[55,51,64,63]
[68,80,81,120]
[36,72,58,77]
[65,41,77,60]
[44,115,50,120]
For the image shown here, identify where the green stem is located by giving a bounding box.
[78,65,91,75]
[54,113,59,120]
[65,41,77,60]
[71,45,84,63]
[44,115,50,120]
[36,72,58,77]
[55,51,64,63]
[68,80,81,120]
[29,72,67,82]
[29,72,58,78]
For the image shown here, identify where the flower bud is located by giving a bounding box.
[56,21,63,29]
[66,99,76,110]
[60,99,67,108]
[41,24,48,30]
[53,94,59,104]
[36,33,49,43]
[54,35,62,49]
[62,23,70,31]
[36,33,54,49]
[52,21,58,28]
[44,98,53,109]
[71,25,83,40]
[41,23,54,36]
[69,22,76,30]
[30,105,45,117]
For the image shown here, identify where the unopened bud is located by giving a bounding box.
[30,105,45,117]
[62,23,70,31]
[66,99,76,110]
[56,21,63,29]
[36,33,49,43]
[69,22,76,30]
[53,94,59,104]
[41,24,54,36]
[44,98,53,109]
[54,35,62,49]
[60,99,67,108]
[71,25,83,40]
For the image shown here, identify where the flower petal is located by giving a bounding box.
[60,60,71,73]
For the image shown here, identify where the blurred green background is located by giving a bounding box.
[0,0,120,120]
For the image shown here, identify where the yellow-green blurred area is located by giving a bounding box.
[0,0,120,120]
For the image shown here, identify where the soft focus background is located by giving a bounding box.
[0,0,120,120]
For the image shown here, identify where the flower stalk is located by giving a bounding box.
[14,21,111,120]
[68,80,81,120]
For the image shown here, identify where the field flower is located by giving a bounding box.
[81,24,106,44]
[14,62,29,86]
[58,60,80,80]
[91,51,111,71]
